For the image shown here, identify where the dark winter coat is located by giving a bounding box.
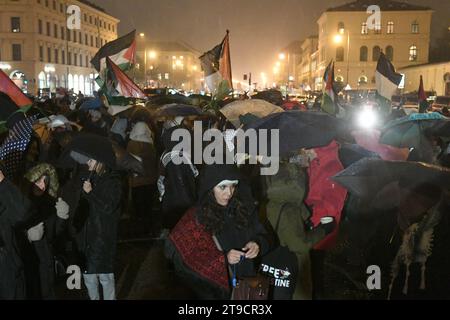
[0,179,32,300]
[17,192,66,300]
[75,171,122,274]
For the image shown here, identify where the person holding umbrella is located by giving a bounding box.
[62,134,122,300]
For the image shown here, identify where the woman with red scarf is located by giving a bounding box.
[165,164,272,299]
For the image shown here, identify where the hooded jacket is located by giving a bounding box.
[74,170,122,274]
[127,122,158,187]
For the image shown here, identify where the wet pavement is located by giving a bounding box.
[56,214,196,300]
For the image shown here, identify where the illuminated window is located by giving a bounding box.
[409,45,417,61]
[387,21,394,34]
[358,75,368,85]
[361,22,368,35]
[337,22,345,34]
[11,17,21,33]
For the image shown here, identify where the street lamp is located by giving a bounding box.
[278,52,291,96]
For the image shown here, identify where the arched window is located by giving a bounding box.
[360,46,368,61]
[372,46,381,61]
[336,46,344,62]
[60,74,66,88]
[335,75,344,83]
[73,75,79,93]
[68,74,73,90]
[358,75,368,85]
[338,22,345,34]
[386,46,394,61]
[409,45,418,61]
[79,75,85,94]
[38,71,46,89]
[387,21,394,34]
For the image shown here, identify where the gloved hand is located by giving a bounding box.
[55,197,70,220]
[27,222,44,242]
[320,219,337,235]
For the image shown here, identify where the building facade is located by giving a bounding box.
[135,37,203,92]
[298,36,318,90]
[0,0,119,96]
[296,0,433,92]
[399,61,450,96]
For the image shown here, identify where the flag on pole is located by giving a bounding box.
[375,52,402,114]
[321,61,338,115]
[91,30,136,72]
[375,52,402,101]
[199,30,233,92]
[0,69,32,108]
[418,75,428,113]
[105,57,146,99]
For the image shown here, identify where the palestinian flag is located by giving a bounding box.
[199,30,233,92]
[0,69,32,108]
[91,30,136,73]
[418,75,428,113]
[375,52,402,101]
[321,61,338,115]
[105,57,146,99]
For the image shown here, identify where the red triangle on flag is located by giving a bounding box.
[106,57,146,99]
[0,69,32,107]
[123,39,136,64]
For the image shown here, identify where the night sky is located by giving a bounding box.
[91,0,450,85]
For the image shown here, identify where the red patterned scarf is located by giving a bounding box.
[169,208,230,290]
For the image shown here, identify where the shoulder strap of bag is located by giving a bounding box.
[274,203,293,233]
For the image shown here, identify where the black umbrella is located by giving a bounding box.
[424,120,450,138]
[332,158,450,199]
[338,143,380,168]
[62,133,116,168]
[154,104,203,118]
[242,111,347,157]
[58,133,144,174]
[147,94,191,107]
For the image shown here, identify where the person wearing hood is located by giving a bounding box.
[17,163,70,299]
[66,153,122,300]
[165,163,272,299]
[0,169,32,299]
[264,162,336,300]
[126,122,158,229]
[158,117,198,231]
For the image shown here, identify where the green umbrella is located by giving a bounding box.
[380,112,447,147]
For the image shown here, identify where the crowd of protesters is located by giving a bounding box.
[1,86,450,302]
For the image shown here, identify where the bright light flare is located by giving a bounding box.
[356,107,378,129]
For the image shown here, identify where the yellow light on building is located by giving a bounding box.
[278,53,286,60]
[334,34,343,44]
[149,51,157,59]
